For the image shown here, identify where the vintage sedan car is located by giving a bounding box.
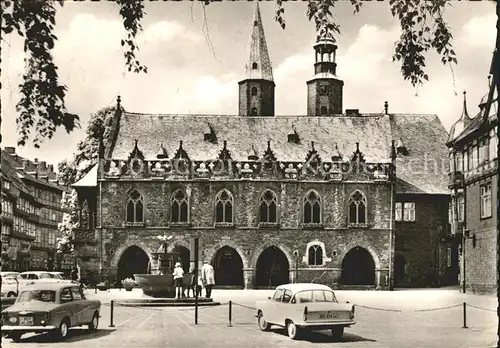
[1,275,19,297]
[1,283,101,342]
[255,283,355,340]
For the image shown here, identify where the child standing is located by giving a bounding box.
[173,262,184,299]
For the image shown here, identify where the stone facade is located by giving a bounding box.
[394,194,456,287]
[72,3,451,291]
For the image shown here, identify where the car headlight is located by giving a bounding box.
[9,316,18,323]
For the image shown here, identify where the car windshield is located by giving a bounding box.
[294,290,338,303]
[18,290,57,303]
[39,273,52,279]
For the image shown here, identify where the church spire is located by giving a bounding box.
[238,2,275,117]
[245,2,273,81]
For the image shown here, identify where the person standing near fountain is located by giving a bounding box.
[201,260,215,298]
[173,262,184,299]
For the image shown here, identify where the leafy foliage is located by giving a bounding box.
[57,106,117,187]
[1,0,79,148]
[57,189,79,254]
[389,0,457,87]
[1,0,469,147]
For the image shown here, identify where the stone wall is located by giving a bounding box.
[83,179,395,289]
[394,194,454,287]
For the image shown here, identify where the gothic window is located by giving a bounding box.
[250,107,258,116]
[348,190,367,224]
[320,106,327,115]
[251,87,258,96]
[215,189,233,223]
[259,190,277,223]
[171,189,189,223]
[126,189,144,223]
[303,190,321,224]
[308,245,324,266]
[252,62,258,69]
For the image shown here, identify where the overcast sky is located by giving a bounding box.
[1,1,496,166]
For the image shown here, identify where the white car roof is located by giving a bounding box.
[275,283,334,293]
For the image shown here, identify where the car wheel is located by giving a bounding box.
[56,318,70,341]
[7,292,17,297]
[88,312,99,331]
[257,312,271,331]
[331,326,344,339]
[9,332,23,342]
[286,320,300,340]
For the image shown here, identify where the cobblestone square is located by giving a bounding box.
[2,288,496,348]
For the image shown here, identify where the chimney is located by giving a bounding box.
[39,161,47,171]
[48,164,54,172]
[34,158,38,164]
[4,147,16,155]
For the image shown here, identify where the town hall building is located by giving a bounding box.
[72,4,453,290]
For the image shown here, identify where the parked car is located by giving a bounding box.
[1,283,101,342]
[1,272,20,279]
[1,276,19,297]
[49,272,68,280]
[255,283,355,340]
[18,271,73,286]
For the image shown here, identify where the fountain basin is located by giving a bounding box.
[134,274,175,297]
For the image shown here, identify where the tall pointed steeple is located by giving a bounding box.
[447,91,472,143]
[245,2,273,81]
[238,2,275,117]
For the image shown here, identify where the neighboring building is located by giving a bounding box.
[447,79,498,294]
[72,4,452,289]
[0,147,73,274]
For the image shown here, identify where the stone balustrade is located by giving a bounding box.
[99,158,393,182]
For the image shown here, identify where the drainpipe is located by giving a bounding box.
[389,179,394,290]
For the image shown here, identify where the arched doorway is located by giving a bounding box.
[340,247,375,285]
[255,246,290,288]
[117,245,149,281]
[394,254,406,285]
[212,246,244,287]
[172,245,190,274]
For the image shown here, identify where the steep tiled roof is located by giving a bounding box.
[110,112,394,163]
[1,149,67,193]
[1,150,29,192]
[106,110,450,195]
[390,114,449,195]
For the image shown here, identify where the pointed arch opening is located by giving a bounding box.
[252,62,258,69]
[348,190,367,224]
[320,106,328,115]
[251,87,258,96]
[171,189,189,223]
[215,189,234,223]
[212,246,244,287]
[340,246,375,285]
[172,245,191,274]
[117,245,149,281]
[303,190,321,224]
[256,246,290,288]
[259,190,277,223]
[126,189,144,223]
